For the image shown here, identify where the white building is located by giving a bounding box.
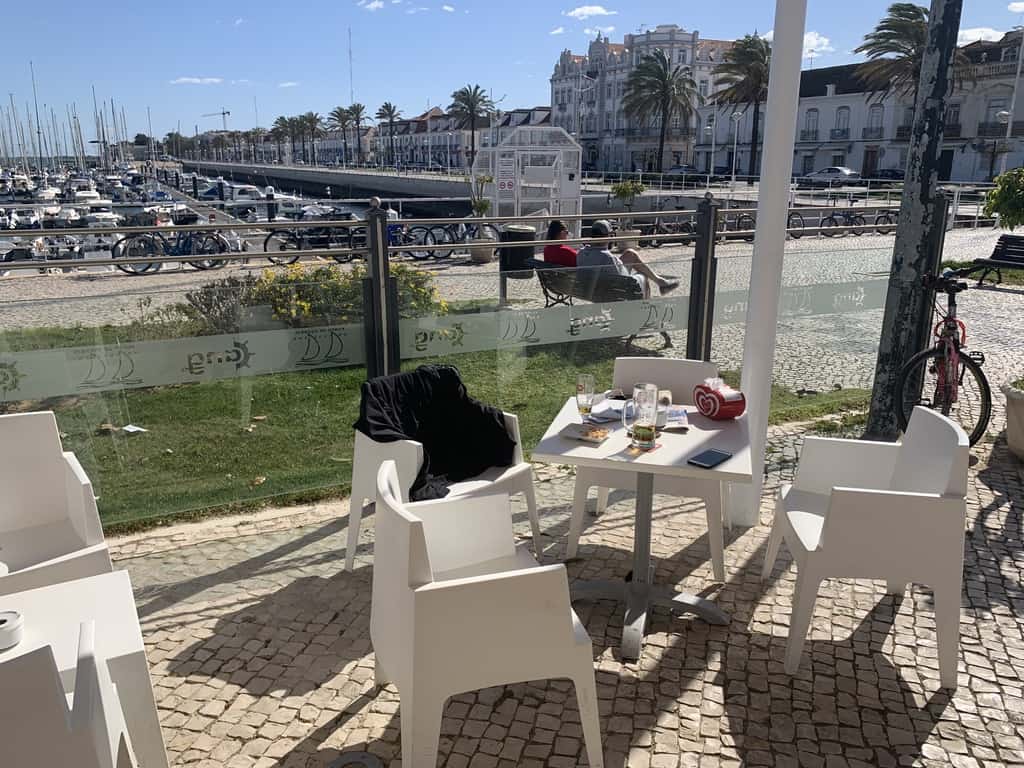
[549,25,733,172]
[693,30,1024,183]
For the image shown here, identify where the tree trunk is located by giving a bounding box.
[469,115,477,169]
[355,121,362,162]
[864,0,964,441]
[747,100,761,184]
[389,121,396,165]
[656,104,669,173]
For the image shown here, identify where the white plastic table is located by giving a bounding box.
[533,397,753,660]
[0,570,168,768]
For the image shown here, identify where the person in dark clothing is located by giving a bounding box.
[542,220,578,267]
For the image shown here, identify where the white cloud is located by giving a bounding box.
[550,26,565,35]
[803,31,835,58]
[442,3,454,10]
[233,17,244,26]
[406,5,429,12]
[958,27,1004,45]
[583,25,614,35]
[364,0,384,8]
[231,78,251,85]
[1010,2,1024,12]
[278,81,300,88]
[564,5,616,20]
[170,77,223,85]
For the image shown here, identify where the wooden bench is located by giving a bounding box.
[974,234,1024,285]
[535,261,672,348]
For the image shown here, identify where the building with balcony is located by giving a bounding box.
[692,28,1024,182]
[550,25,733,172]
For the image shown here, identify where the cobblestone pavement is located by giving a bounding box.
[111,414,1024,768]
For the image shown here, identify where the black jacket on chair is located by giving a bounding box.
[353,365,516,501]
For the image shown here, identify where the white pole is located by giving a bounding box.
[998,27,1024,177]
[709,98,717,188]
[728,0,808,527]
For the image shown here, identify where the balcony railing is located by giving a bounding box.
[830,128,850,140]
[978,121,1024,138]
[943,123,962,139]
[895,125,912,141]
[799,129,819,141]
[862,126,884,141]
[958,61,1018,80]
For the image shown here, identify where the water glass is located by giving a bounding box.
[576,373,596,416]
[622,382,659,450]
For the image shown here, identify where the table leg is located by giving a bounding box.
[111,652,169,768]
[707,482,726,583]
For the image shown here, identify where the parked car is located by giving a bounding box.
[873,168,905,182]
[665,164,701,179]
[797,166,862,188]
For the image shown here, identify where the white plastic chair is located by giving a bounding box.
[371,460,604,768]
[0,412,112,596]
[567,357,728,579]
[347,410,541,570]
[762,407,969,688]
[0,620,137,768]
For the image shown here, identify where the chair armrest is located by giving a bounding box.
[63,452,103,545]
[502,412,524,464]
[413,564,576,658]
[821,487,965,556]
[793,437,901,495]
[407,493,517,573]
[355,430,424,503]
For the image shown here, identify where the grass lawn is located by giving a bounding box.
[942,260,1024,287]
[19,337,871,533]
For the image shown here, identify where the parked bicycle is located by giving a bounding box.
[896,265,991,446]
[820,206,867,237]
[263,220,435,264]
[638,198,696,248]
[715,205,808,242]
[112,229,229,275]
[425,217,501,260]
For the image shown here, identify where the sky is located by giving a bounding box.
[0,0,1017,142]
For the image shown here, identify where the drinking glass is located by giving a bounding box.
[622,382,658,450]
[576,373,596,416]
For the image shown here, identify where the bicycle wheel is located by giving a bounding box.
[401,225,436,260]
[186,233,229,270]
[427,225,454,259]
[820,215,843,237]
[736,213,756,242]
[850,214,866,236]
[787,212,805,238]
[896,347,992,446]
[475,223,501,242]
[113,235,161,274]
[263,230,303,264]
[875,212,896,235]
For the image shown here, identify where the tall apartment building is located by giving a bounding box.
[550,25,733,172]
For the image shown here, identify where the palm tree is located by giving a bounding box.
[327,106,352,164]
[271,116,289,162]
[622,49,701,174]
[713,34,771,182]
[447,85,494,168]
[301,112,325,165]
[349,103,367,163]
[376,102,401,165]
[854,2,969,101]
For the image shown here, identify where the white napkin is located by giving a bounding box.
[588,398,627,423]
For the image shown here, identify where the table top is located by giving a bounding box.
[532,398,753,483]
[0,570,143,679]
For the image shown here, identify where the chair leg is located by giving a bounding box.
[934,581,962,689]
[400,691,445,768]
[567,478,589,560]
[761,515,785,582]
[784,569,820,675]
[572,661,605,768]
[595,487,610,516]
[523,478,543,560]
[345,497,366,571]
[374,657,390,688]
[704,487,726,583]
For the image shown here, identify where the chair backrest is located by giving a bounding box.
[889,407,970,497]
[0,411,68,531]
[72,621,138,768]
[370,461,432,681]
[612,357,719,406]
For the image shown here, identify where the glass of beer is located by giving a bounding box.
[576,373,596,417]
[622,382,658,450]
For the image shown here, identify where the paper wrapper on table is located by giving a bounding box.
[693,384,746,420]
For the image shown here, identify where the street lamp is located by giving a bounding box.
[731,111,743,188]
[446,132,452,174]
[704,118,717,188]
[998,25,1024,177]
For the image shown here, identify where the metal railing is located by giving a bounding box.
[862,126,885,141]
[830,128,850,140]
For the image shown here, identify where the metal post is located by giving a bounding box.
[217,179,225,201]
[686,194,721,361]
[362,209,399,379]
[192,176,199,198]
[998,27,1024,177]
[266,186,276,222]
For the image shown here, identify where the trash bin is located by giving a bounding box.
[499,224,538,279]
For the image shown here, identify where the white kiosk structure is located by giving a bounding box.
[471,126,582,229]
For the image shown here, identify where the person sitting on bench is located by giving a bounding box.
[575,219,679,297]
[543,220,578,267]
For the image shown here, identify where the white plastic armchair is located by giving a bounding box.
[0,620,137,768]
[346,410,541,570]
[568,357,728,578]
[762,407,969,688]
[371,461,603,768]
[0,412,112,596]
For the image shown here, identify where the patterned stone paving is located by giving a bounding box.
[115,419,1024,768]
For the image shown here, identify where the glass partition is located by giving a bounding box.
[0,264,365,530]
